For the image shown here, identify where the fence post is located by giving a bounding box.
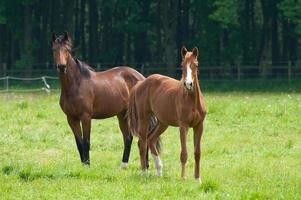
[97,63,101,71]
[6,76,9,92]
[2,63,7,90]
[237,61,241,82]
[288,61,292,83]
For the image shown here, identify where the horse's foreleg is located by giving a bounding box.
[81,114,91,165]
[67,117,84,162]
[118,114,133,169]
[193,123,203,182]
[179,126,189,179]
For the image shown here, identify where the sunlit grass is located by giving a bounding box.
[0,91,300,199]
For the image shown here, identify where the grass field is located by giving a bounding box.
[0,84,301,199]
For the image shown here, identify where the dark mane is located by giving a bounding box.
[74,58,94,78]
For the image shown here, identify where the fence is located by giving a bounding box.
[0,76,58,93]
[0,62,300,93]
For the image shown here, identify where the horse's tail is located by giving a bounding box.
[128,87,139,137]
[148,115,161,154]
[128,86,161,154]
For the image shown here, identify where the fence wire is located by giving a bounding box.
[0,76,58,93]
[0,64,300,93]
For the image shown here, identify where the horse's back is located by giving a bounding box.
[134,74,180,126]
[142,74,180,93]
[91,66,144,119]
[94,66,144,82]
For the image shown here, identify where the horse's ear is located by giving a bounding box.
[192,47,199,58]
[181,46,188,58]
[63,31,70,41]
[52,32,57,42]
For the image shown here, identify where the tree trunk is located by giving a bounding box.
[281,18,289,65]
[88,0,98,63]
[80,0,86,60]
[257,0,270,66]
[23,4,33,73]
[40,0,50,65]
[161,0,179,76]
[134,0,150,64]
[271,0,280,66]
[63,0,75,35]
[0,25,6,65]
[33,1,42,65]
[74,0,80,49]
[241,0,253,65]
[288,22,298,65]
[50,0,63,32]
[155,0,162,64]
[177,0,189,64]
[100,3,113,63]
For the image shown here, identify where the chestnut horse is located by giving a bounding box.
[51,32,147,166]
[128,47,206,181]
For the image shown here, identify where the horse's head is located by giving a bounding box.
[181,46,199,91]
[51,32,72,73]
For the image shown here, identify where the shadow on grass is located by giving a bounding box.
[2,165,14,175]
[1,164,120,182]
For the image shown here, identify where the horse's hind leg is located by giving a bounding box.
[118,113,150,169]
[193,123,204,182]
[147,123,168,176]
[117,113,133,169]
[67,117,84,163]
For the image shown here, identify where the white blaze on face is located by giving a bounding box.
[185,62,193,90]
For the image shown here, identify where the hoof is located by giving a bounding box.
[155,168,163,176]
[120,162,128,169]
[195,177,202,184]
[141,170,149,176]
[82,160,90,166]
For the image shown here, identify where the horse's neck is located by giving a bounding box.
[59,56,81,94]
[180,75,202,108]
[193,76,202,108]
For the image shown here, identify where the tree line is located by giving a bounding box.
[0,0,300,73]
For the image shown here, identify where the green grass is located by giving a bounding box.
[0,90,300,199]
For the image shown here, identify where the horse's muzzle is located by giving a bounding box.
[56,64,67,74]
[184,81,194,91]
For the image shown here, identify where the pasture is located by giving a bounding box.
[0,85,300,199]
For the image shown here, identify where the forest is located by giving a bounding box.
[0,0,300,73]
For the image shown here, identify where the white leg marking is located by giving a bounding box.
[120,162,128,169]
[152,153,163,176]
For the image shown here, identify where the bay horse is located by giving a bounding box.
[128,47,206,181]
[51,32,150,167]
